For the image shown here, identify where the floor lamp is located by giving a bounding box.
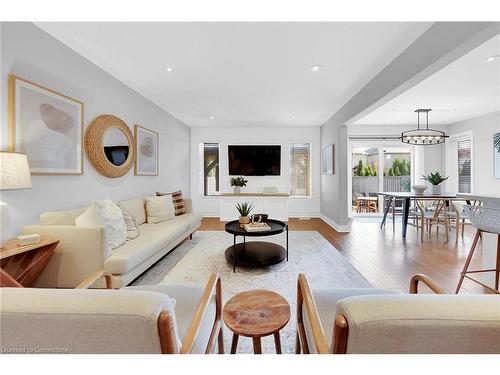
[0,152,32,247]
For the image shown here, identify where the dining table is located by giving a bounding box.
[376,192,472,239]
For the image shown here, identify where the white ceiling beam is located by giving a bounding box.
[323,22,500,128]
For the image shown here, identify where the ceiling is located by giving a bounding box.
[354,33,500,126]
[36,22,432,128]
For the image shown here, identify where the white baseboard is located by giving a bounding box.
[320,214,351,233]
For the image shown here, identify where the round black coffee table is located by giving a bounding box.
[224,219,288,272]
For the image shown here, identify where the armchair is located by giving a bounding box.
[0,272,223,354]
[296,273,500,354]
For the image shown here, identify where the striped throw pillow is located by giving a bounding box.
[119,206,139,240]
[156,190,186,216]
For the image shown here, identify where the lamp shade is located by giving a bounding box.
[0,152,32,190]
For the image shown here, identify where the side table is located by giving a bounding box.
[0,239,59,287]
[223,289,290,354]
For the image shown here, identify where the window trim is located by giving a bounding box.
[447,131,474,195]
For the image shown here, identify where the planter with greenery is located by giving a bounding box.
[230,176,248,194]
[421,172,448,194]
[235,202,254,224]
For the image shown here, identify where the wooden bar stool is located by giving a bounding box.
[455,205,500,294]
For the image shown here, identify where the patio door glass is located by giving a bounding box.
[351,144,412,215]
[352,147,380,214]
[382,147,411,193]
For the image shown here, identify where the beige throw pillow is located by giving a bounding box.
[145,195,175,224]
[120,206,140,240]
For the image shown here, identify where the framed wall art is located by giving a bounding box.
[322,144,335,175]
[8,75,84,175]
[134,124,159,176]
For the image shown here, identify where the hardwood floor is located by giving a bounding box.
[199,217,489,294]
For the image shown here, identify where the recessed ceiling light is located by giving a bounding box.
[290,115,296,119]
[209,115,215,120]
[486,55,500,62]
[310,65,322,72]
[166,67,173,72]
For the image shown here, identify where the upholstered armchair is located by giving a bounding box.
[296,273,500,354]
[0,272,223,354]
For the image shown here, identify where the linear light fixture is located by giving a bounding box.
[401,109,448,146]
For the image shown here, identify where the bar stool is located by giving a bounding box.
[455,204,500,294]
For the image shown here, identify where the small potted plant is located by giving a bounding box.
[421,172,448,194]
[230,176,248,194]
[235,202,254,224]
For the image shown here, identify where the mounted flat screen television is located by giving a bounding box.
[228,145,281,176]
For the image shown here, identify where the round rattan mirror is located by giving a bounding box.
[85,115,135,178]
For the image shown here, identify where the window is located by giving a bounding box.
[290,143,311,196]
[458,138,472,193]
[203,143,219,196]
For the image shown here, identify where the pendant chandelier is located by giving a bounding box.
[401,109,448,145]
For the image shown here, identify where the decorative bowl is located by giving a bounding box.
[412,185,427,195]
[251,213,269,222]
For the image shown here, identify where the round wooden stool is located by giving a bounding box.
[223,290,290,354]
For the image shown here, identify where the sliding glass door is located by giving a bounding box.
[350,142,412,215]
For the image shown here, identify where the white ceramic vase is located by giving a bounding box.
[234,186,241,194]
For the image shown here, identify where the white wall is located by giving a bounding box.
[190,126,321,218]
[446,111,500,196]
[0,22,191,234]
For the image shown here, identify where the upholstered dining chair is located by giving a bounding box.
[0,271,223,354]
[296,273,500,354]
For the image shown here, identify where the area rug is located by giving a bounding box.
[133,231,371,354]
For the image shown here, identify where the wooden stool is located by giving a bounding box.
[223,290,290,354]
[455,229,500,294]
[455,205,500,294]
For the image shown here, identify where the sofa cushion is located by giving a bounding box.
[127,284,216,354]
[40,207,87,225]
[303,288,402,353]
[0,287,175,353]
[336,294,500,354]
[119,197,146,225]
[104,214,200,274]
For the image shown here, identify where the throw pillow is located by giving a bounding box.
[75,198,126,251]
[120,206,140,240]
[156,190,186,216]
[145,195,175,224]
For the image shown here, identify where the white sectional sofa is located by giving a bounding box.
[22,197,201,288]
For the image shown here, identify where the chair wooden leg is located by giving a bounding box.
[295,332,301,354]
[456,229,482,293]
[217,327,224,354]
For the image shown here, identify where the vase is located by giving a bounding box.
[239,216,250,225]
[234,186,241,194]
[430,185,441,195]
